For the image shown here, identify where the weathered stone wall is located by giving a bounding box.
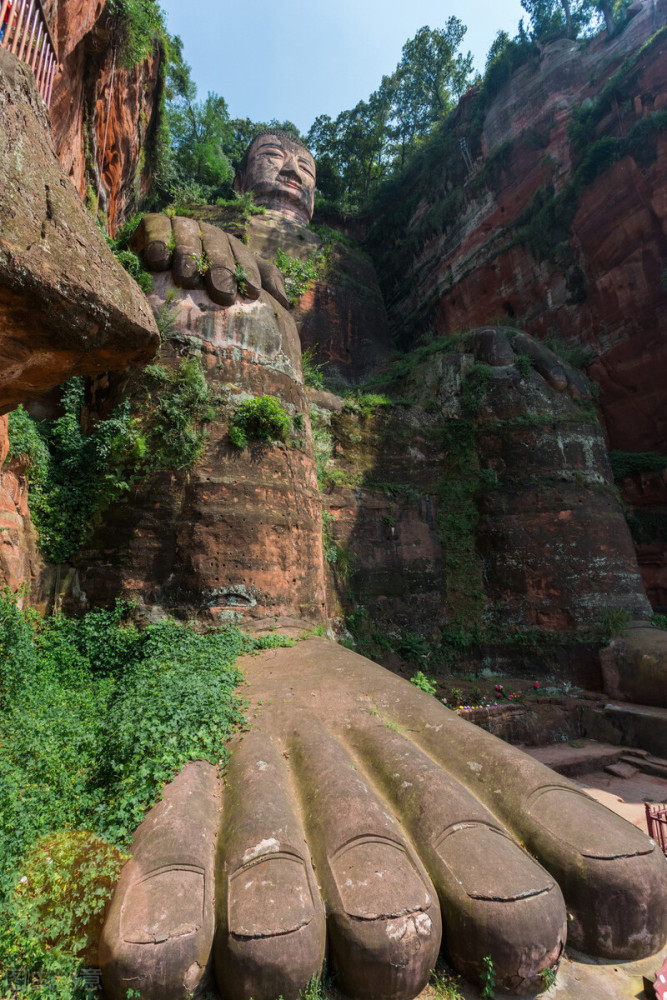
[368,0,667,605]
[312,331,650,679]
[244,215,393,386]
[294,239,393,385]
[0,47,159,414]
[66,277,327,624]
[50,0,164,233]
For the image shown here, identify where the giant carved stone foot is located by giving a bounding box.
[100,639,667,1000]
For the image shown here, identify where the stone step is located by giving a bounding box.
[581,702,667,759]
[629,755,667,780]
[522,739,624,777]
[605,761,638,778]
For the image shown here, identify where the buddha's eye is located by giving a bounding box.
[261,147,284,160]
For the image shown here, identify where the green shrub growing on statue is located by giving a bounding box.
[302,346,328,389]
[229,395,292,449]
[273,248,321,305]
[5,365,213,564]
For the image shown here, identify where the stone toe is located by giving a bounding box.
[327,836,441,1000]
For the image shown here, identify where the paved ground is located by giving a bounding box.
[522,738,667,830]
[411,947,664,999]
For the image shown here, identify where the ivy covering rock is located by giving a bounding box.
[0,591,292,991]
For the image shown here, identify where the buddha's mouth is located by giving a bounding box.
[279,177,303,192]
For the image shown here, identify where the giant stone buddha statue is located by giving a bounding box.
[234,131,317,225]
[98,134,667,1000]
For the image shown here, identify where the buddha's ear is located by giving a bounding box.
[232,171,243,194]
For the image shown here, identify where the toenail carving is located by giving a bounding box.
[228,853,317,937]
[434,823,554,901]
[525,785,654,858]
[102,642,667,999]
[331,836,434,920]
[121,865,205,943]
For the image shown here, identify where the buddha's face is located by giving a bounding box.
[240,134,316,224]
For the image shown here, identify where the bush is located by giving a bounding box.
[410,671,437,695]
[302,346,328,390]
[111,250,153,294]
[398,632,430,666]
[514,353,533,379]
[143,358,214,470]
[342,393,392,418]
[106,0,166,67]
[273,248,321,305]
[609,450,667,482]
[0,591,293,989]
[229,395,292,449]
[598,607,631,642]
[6,831,127,963]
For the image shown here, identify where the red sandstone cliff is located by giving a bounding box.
[49,0,164,233]
[370,0,667,606]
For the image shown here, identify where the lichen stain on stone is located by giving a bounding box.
[242,838,280,864]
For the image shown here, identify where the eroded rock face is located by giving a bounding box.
[71,268,326,624]
[313,327,651,678]
[367,1,667,604]
[0,416,45,601]
[385,4,667,443]
[245,212,393,385]
[0,48,159,413]
[50,0,164,233]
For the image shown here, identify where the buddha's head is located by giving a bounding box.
[235,132,316,225]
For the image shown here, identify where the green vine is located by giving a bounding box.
[0,591,293,994]
[6,361,213,564]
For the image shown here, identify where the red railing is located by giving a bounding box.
[0,0,58,105]
[645,802,667,856]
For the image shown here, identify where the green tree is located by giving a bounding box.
[308,99,392,206]
[107,0,166,67]
[307,18,473,207]
[483,23,538,98]
[520,0,625,39]
[392,21,473,143]
[164,35,234,202]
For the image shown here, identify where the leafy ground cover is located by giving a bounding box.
[0,591,290,997]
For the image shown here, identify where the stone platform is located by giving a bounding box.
[414,948,665,999]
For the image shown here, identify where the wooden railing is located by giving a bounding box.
[0,0,58,105]
[645,802,667,856]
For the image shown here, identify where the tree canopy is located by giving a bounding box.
[520,0,630,40]
[144,1,629,214]
[307,18,474,209]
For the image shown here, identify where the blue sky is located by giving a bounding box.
[158,0,527,135]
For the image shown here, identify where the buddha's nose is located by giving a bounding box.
[280,155,302,182]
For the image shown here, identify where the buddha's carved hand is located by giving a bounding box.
[100,639,667,1000]
[132,214,290,309]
